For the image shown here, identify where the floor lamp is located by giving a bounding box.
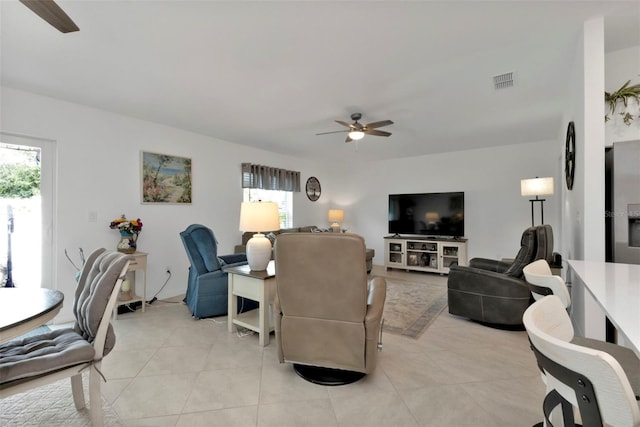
[521,177,554,227]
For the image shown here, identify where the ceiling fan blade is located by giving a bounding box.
[335,120,355,129]
[316,130,348,135]
[365,129,392,137]
[20,0,79,33]
[365,120,394,129]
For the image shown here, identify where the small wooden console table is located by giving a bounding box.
[225,261,276,346]
[114,251,147,319]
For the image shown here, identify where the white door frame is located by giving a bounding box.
[1,131,57,289]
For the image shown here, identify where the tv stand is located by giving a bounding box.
[384,236,467,275]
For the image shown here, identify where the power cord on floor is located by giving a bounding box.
[147,270,171,305]
[236,328,255,338]
[205,298,253,339]
[206,297,247,324]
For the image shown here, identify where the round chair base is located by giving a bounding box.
[293,364,366,386]
[476,320,526,331]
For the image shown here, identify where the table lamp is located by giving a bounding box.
[521,177,554,226]
[239,201,280,270]
[328,209,344,232]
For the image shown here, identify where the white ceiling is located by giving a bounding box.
[1,1,638,161]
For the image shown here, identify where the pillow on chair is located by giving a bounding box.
[0,329,94,383]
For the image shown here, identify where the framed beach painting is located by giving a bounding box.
[141,151,192,204]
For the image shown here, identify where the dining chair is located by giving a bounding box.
[523,295,640,427]
[0,248,131,427]
[524,260,639,380]
[522,259,571,308]
[523,259,640,405]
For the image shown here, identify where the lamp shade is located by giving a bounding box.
[348,131,365,140]
[327,209,345,223]
[521,177,554,197]
[239,202,280,232]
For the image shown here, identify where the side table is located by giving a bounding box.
[225,261,276,346]
[114,251,147,319]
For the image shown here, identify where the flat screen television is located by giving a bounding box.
[388,192,464,237]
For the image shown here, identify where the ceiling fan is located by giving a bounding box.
[20,0,79,33]
[316,113,393,143]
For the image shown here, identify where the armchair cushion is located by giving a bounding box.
[503,227,537,277]
[218,253,247,266]
[534,224,554,263]
[468,258,512,273]
[190,227,221,272]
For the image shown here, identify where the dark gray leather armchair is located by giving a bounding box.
[447,225,554,326]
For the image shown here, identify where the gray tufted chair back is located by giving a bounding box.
[72,249,131,355]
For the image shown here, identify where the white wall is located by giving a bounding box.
[561,18,608,339]
[0,85,568,324]
[605,46,640,145]
[561,18,607,264]
[1,87,323,322]
[324,141,561,265]
[582,18,606,263]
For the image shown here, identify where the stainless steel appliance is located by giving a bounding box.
[609,140,640,264]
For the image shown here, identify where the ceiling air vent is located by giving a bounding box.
[493,72,514,90]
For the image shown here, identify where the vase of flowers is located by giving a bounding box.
[109,215,143,254]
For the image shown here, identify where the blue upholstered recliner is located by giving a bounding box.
[180,224,256,318]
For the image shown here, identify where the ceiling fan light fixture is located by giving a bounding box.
[348,131,365,140]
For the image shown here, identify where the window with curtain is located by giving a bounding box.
[241,163,300,192]
[241,163,300,228]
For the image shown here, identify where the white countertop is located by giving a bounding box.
[567,260,640,356]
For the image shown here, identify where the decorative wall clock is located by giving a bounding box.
[305,176,321,201]
[565,121,575,190]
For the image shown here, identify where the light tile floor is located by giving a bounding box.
[4,267,547,426]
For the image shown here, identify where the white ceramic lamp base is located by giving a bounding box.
[246,233,272,271]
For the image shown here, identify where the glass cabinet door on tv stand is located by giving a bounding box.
[386,240,405,267]
[384,236,467,275]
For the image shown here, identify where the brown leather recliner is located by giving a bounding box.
[274,233,386,385]
[447,224,555,326]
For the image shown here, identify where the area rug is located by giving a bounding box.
[382,278,448,339]
[0,377,121,426]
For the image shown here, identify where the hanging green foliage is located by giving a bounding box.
[605,80,640,125]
